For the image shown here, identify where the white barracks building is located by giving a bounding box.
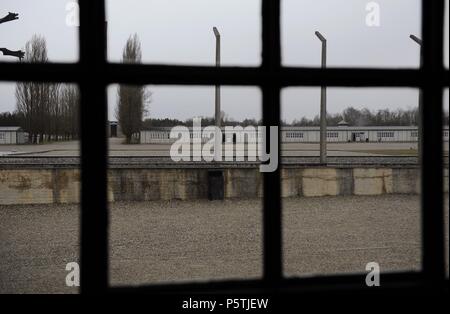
[140,125,450,144]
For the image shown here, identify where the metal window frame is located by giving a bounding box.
[0,0,448,295]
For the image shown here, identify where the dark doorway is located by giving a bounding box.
[110,124,117,137]
[208,170,224,200]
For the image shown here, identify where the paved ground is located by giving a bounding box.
[0,195,447,294]
[2,138,444,157]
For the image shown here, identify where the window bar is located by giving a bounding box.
[79,0,109,294]
[0,0,447,296]
[261,0,282,285]
[420,0,446,286]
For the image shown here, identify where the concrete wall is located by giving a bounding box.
[0,169,80,205]
[0,167,448,205]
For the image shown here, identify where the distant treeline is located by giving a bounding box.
[141,107,449,128]
[0,112,22,126]
[291,107,450,127]
[289,107,419,127]
[142,117,262,129]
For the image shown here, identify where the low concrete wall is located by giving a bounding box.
[0,167,448,205]
[280,167,427,198]
[0,169,80,205]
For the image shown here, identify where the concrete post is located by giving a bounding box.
[213,27,221,129]
[410,34,423,163]
[212,27,223,162]
[315,31,327,164]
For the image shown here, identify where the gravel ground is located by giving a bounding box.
[0,195,448,294]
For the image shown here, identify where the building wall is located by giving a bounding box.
[0,131,28,144]
[141,127,449,144]
[0,131,16,144]
[1,166,447,205]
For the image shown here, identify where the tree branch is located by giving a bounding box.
[0,48,25,60]
[0,12,19,24]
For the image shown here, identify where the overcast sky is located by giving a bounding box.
[0,0,448,123]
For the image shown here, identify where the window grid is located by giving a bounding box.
[0,0,448,294]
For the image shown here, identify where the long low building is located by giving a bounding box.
[140,125,450,144]
[282,126,433,143]
[0,127,28,145]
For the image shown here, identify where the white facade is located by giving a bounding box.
[281,126,424,143]
[0,127,28,144]
[140,126,450,144]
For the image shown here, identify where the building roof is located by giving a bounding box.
[141,125,449,132]
[0,126,22,131]
[281,126,421,131]
[337,119,349,126]
[143,126,421,131]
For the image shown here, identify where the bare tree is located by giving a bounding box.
[59,85,80,140]
[116,34,150,143]
[15,35,59,143]
[48,82,61,140]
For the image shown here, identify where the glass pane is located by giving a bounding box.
[281,87,422,277]
[282,0,422,68]
[107,84,263,285]
[106,0,261,66]
[0,1,79,63]
[0,82,80,293]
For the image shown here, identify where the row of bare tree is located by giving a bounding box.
[15,35,79,143]
[12,33,148,144]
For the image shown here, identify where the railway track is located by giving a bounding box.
[0,155,432,169]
